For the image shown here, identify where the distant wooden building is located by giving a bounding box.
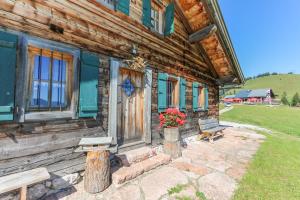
[0,0,243,179]
[224,89,275,104]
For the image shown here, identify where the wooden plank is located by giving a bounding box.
[0,167,50,194]
[198,118,218,125]
[108,59,120,145]
[117,66,123,142]
[78,137,112,146]
[122,70,129,141]
[130,71,136,139]
[144,68,152,144]
[0,127,102,160]
[135,72,142,138]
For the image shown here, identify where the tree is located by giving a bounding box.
[291,93,300,107]
[281,92,289,105]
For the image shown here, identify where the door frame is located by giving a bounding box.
[108,58,152,145]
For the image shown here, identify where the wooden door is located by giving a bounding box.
[117,68,144,145]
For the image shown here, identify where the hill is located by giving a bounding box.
[225,74,300,100]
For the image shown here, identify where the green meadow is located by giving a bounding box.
[220,105,300,200]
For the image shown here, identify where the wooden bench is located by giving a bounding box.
[198,118,225,142]
[0,167,50,200]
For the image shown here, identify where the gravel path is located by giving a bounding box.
[220,121,273,134]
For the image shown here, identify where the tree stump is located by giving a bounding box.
[84,150,111,193]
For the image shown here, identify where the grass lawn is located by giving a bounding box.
[220,105,300,137]
[233,132,300,200]
[220,104,300,199]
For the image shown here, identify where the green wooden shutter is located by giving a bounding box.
[179,78,186,112]
[0,31,17,121]
[79,51,99,118]
[204,85,209,110]
[142,0,152,28]
[117,0,130,16]
[192,82,199,112]
[164,2,175,36]
[158,72,168,113]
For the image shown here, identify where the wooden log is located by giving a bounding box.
[189,24,217,43]
[84,150,110,193]
[20,186,27,200]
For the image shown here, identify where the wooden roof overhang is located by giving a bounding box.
[176,0,245,85]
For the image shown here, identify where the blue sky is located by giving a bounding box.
[219,0,300,77]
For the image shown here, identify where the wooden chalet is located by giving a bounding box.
[0,0,244,184]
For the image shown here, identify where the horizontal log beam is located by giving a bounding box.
[189,24,217,43]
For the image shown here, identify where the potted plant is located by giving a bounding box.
[159,108,186,158]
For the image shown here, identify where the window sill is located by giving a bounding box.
[25,111,74,121]
[150,29,164,39]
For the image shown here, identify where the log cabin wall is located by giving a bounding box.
[0,0,219,177]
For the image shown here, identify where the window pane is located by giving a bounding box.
[41,56,50,80]
[31,81,39,106]
[33,56,40,80]
[40,82,49,107]
[51,82,66,107]
[53,59,67,82]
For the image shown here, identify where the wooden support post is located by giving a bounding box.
[84,150,111,193]
[20,186,27,200]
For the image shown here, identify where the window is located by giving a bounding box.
[27,46,73,112]
[192,82,208,111]
[151,8,160,33]
[96,0,115,10]
[166,77,179,108]
[198,86,205,109]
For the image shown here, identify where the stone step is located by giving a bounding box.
[112,153,171,185]
[115,146,157,166]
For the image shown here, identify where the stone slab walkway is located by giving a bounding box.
[44,127,265,200]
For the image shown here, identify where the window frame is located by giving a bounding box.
[15,35,80,122]
[150,1,164,35]
[27,46,73,112]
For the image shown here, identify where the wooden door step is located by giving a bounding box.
[115,146,157,166]
[112,153,171,185]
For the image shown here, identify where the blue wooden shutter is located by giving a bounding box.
[158,72,168,113]
[117,0,130,16]
[164,2,175,36]
[0,31,17,121]
[204,85,209,110]
[79,51,99,118]
[179,78,186,112]
[142,0,152,28]
[192,82,199,112]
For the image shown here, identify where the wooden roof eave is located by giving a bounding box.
[202,0,245,84]
[174,0,220,82]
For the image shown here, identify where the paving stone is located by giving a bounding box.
[140,166,189,200]
[197,172,237,200]
[169,184,198,200]
[226,163,248,181]
[105,184,141,200]
[205,160,232,172]
[171,161,210,176]
[112,154,171,184]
